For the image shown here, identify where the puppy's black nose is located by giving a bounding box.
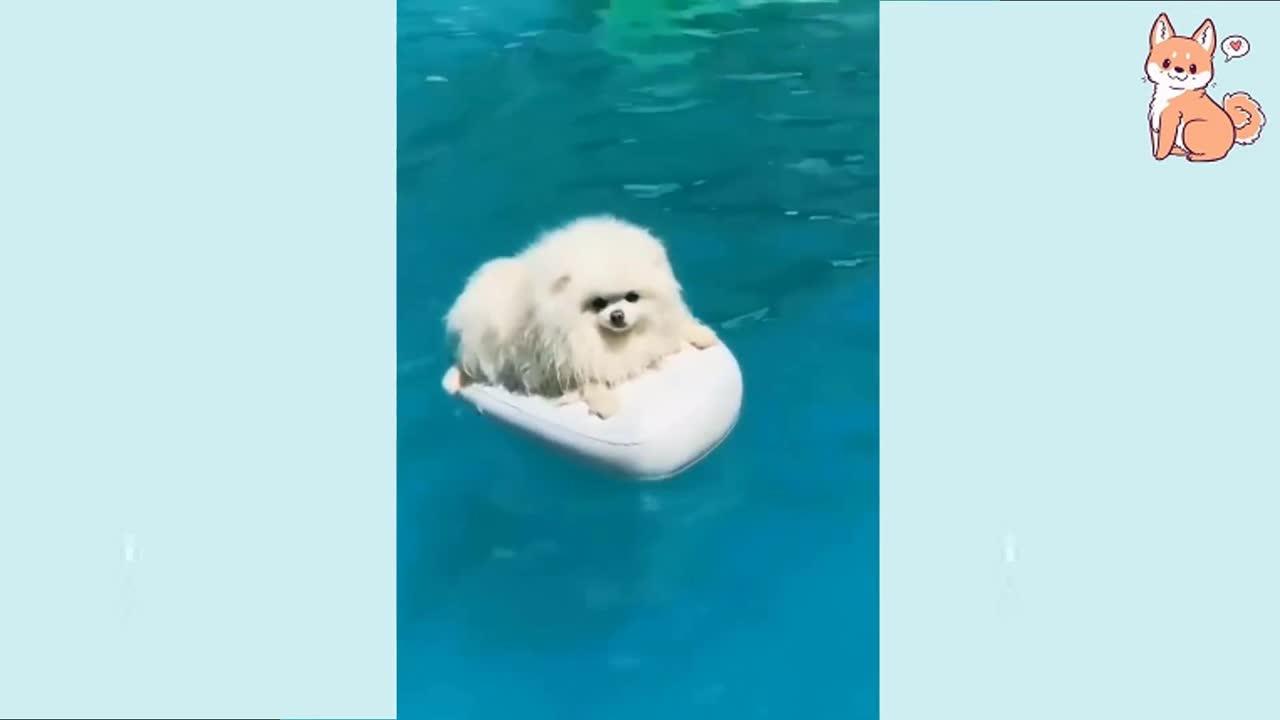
[1174,66,1185,73]
[609,309,626,327]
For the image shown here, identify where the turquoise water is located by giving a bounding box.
[398,0,877,717]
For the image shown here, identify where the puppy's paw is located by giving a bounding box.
[442,365,464,395]
[552,389,581,407]
[685,322,720,350]
[582,384,620,419]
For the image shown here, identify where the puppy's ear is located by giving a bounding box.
[550,274,571,294]
[1150,13,1174,48]
[1191,18,1215,53]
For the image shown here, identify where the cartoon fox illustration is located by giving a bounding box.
[1146,13,1265,162]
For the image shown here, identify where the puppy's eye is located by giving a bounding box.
[1190,64,1197,74]
[590,297,608,311]
[1162,58,1171,69]
[624,291,639,303]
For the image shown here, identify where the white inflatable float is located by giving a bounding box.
[443,343,743,480]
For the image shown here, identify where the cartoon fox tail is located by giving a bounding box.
[1224,92,1266,145]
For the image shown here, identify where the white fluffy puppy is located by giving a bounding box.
[443,215,719,418]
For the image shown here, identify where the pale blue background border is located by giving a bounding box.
[0,2,396,718]
[883,2,1278,718]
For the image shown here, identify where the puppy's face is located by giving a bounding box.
[584,289,653,334]
[535,217,685,343]
[1145,14,1215,91]
[546,256,680,340]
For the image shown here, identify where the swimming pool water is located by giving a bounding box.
[398,0,878,717]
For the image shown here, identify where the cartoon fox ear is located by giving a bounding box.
[1150,13,1175,48]
[1191,18,1216,53]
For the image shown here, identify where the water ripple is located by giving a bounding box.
[616,98,704,114]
